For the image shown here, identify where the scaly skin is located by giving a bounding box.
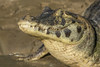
[84,0,100,63]
[17,7,100,67]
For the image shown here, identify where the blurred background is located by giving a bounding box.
[0,0,95,67]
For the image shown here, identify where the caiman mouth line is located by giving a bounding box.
[18,8,91,45]
[18,21,88,45]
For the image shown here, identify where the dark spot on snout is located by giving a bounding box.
[64,28,71,37]
[55,31,61,37]
[61,18,66,26]
[77,26,81,33]
[55,20,58,24]
[72,20,76,23]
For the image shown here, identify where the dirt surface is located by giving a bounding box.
[0,0,95,67]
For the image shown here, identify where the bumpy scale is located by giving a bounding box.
[17,1,100,67]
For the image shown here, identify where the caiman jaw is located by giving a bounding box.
[18,8,91,45]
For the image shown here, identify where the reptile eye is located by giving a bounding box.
[61,18,66,26]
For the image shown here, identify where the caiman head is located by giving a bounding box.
[18,7,94,45]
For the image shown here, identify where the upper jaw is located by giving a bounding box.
[18,19,59,34]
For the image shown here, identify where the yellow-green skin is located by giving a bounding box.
[84,0,100,64]
[17,7,100,67]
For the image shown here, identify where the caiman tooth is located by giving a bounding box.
[21,25,29,28]
[34,25,39,31]
[45,29,47,33]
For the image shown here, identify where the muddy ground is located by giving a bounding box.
[0,0,95,67]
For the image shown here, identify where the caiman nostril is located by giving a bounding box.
[31,16,36,21]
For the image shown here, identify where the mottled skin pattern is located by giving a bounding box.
[17,1,100,67]
[84,0,100,62]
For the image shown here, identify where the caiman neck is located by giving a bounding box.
[41,36,96,67]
